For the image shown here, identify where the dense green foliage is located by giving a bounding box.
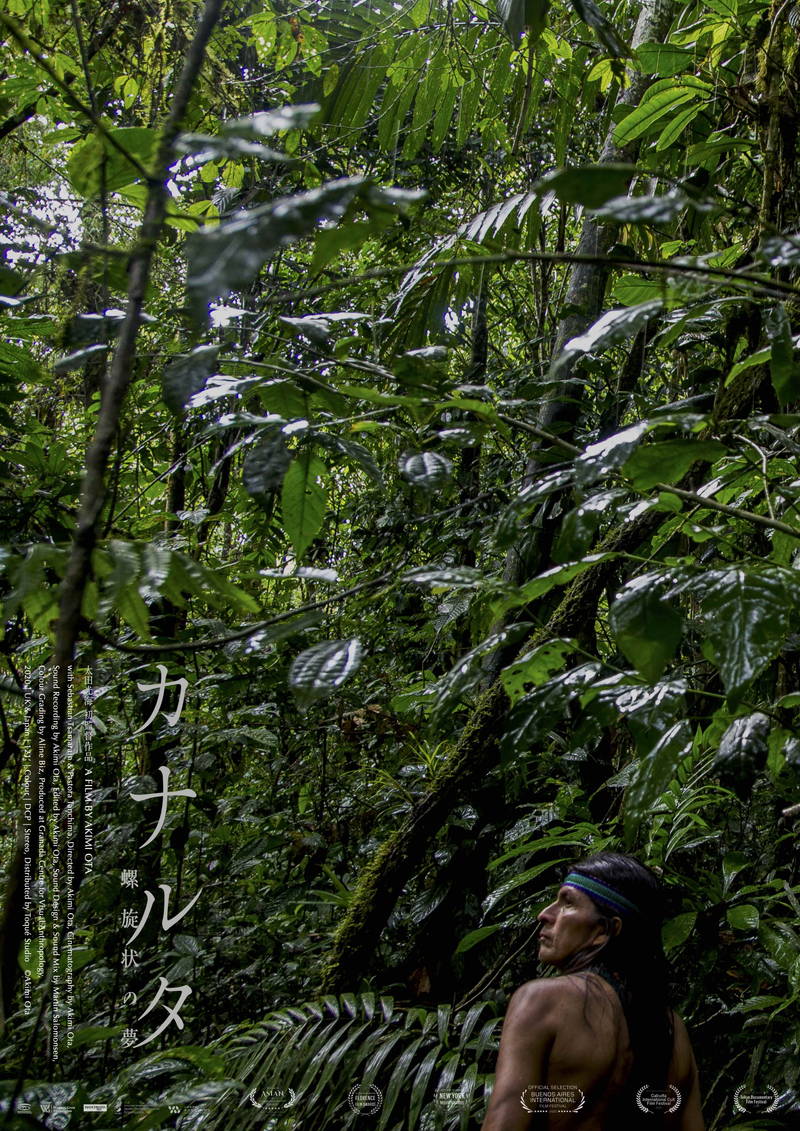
[1,0,800,1127]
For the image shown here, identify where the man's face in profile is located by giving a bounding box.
[537,884,617,968]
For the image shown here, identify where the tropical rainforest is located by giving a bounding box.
[0,0,799,1127]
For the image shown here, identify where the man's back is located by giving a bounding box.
[545,972,634,1130]
[480,972,704,1130]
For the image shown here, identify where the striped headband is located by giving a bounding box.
[563,872,641,917]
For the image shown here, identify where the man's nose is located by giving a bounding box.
[538,901,556,923]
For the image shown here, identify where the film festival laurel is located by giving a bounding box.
[21,665,94,1064]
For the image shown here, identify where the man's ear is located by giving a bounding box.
[592,916,622,945]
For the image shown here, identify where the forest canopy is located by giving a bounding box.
[1,0,799,1126]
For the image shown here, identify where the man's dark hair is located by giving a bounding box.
[559,851,675,1116]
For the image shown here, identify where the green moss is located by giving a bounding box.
[320,681,510,992]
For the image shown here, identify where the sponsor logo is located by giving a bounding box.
[248,1088,296,1112]
[520,1084,585,1113]
[433,1088,469,1111]
[348,1083,383,1115]
[635,1085,682,1114]
[733,1085,778,1114]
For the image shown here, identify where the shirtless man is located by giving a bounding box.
[480,852,704,1130]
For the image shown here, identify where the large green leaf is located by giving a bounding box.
[713,712,770,798]
[550,301,663,377]
[622,439,726,490]
[494,470,574,548]
[281,451,328,559]
[243,433,292,509]
[613,79,711,146]
[568,0,629,56]
[404,565,485,588]
[187,179,422,319]
[727,904,759,931]
[636,42,695,76]
[624,722,692,843]
[553,489,626,561]
[221,104,321,137]
[500,638,575,703]
[592,189,715,224]
[496,0,550,43]
[67,126,157,197]
[662,912,697,951]
[162,345,220,414]
[575,423,649,486]
[495,554,617,615]
[537,165,636,208]
[289,639,364,708]
[502,663,602,757]
[700,570,791,696]
[759,232,800,269]
[610,578,682,682]
[433,625,529,720]
[400,451,453,489]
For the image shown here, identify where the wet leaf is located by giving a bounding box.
[400,451,453,489]
[613,79,711,146]
[714,712,770,798]
[610,577,682,681]
[553,489,625,562]
[537,165,636,208]
[187,180,422,320]
[242,433,291,508]
[497,0,550,42]
[592,189,715,224]
[500,639,575,703]
[551,302,663,377]
[662,912,696,951]
[624,721,692,843]
[67,126,157,197]
[403,566,484,588]
[700,570,791,695]
[727,904,759,931]
[575,423,649,486]
[496,554,617,615]
[759,232,800,269]
[162,345,220,414]
[281,451,328,559]
[636,42,694,76]
[568,0,629,56]
[622,439,726,489]
[289,638,364,708]
[222,104,321,138]
[54,343,109,372]
[502,663,602,758]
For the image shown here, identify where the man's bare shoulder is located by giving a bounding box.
[506,974,593,1017]
[504,977,567,1019]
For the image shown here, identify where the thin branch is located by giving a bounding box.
[262,251,799,307]
[53,0,225,674]
[498,413,582,455]
[654,483,800,540]
[498,415,800,539]
[87,572,394,655]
